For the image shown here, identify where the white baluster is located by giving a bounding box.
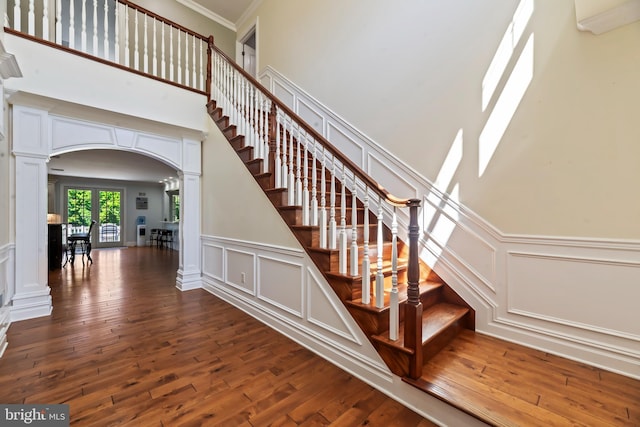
[361,188,370,304]
[92,0,98,54]
[13,0,21,32]
[55,0,61,44]
[27,0,34,36]
[152,18,157,75]
[275,110,282,188]
[42,0,49,41]
[319,147,328,249]
[389,207,399,341]
[288,121,295,206]
[199,39,204,90]
[143,14,148,73]
[192,34,197,88]
[70,0,77,50]
[103,0,109,59]
[169,26,174,81]
[177,30,181,84]
[339,166,347,274]
[133,11,139,70]
[302,133,310,226]
[160,23,166,78]
[295,128,303,206]
[263,99,271,172]
[352,178,360,277]
[124,5,130,66]
[114,2,119,63]
[375,196,385,308]
[184,33,189,86]
[311,141,318,226]
[328,158,337,250]
[81,0,86,52]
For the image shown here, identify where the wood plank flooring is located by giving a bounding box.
[406,330,640,427]
[0,247,435,426]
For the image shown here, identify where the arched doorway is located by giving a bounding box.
[10,103,203,321]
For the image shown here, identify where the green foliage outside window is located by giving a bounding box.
[67,189,92,226]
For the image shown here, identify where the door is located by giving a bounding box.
[238,27,257,77]
[66,187,123,248]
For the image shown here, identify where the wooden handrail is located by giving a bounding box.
[118,1,210,41]
[210,43,414,209]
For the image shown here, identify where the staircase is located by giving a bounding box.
[206,99,474,380]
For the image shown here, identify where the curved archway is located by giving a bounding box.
[10,104,202,321]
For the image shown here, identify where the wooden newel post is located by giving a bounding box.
[267,102,278,174]
[404,198,423,379]
[205,35,214,101]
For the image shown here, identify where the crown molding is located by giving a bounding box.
[176,0,237,32]
[576,0,640,34]
[0,39,22,79]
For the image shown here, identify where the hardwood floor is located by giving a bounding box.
[0,247,435,426]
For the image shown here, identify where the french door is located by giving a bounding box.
[66,187,124,248]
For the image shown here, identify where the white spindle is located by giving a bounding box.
[177,30,182,84]
[152,18,157,75]
[69,0,76,49]
[55,0,61,44]
[319,147,328,249]
[288,122,295,205]
[302,133,310,226]
[192,34,197,88]
[184,33,189,86]
[124,5,131,66]
[389,207,399,341]
[275,110,282,188]
[361,188,370,303]
[329,158,337,250]
[103,0,109,59]
[339,165,347,274]
[295,128,303,206]
[375,196,385,308]
[311,142,318,226]
[133,11,139,70]
[143,14,148,73]
[42,0,49,41]
[351,179,360,278]
[199,40,204,90]
[169,27,174,81]
[13,0,21,32]
[160,24,166,78]
[263,99,271,172]
[27,0,34,36]
[114,2,119,63]
[92,0,98,54]
[81,0,87,52]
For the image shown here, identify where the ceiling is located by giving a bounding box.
[48,1,255,184]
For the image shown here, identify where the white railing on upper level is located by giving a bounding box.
[5,0,211,95]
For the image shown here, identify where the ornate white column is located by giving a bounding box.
[175,138,201,291]
[11,105,52,320]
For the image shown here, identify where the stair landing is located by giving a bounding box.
[404,329,640,427]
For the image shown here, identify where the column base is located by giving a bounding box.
[10,288,52,321]
[176,269,202,291]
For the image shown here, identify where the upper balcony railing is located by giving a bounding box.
[4,0,212,97]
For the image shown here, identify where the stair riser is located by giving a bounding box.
[237,147,254,163]
[422,315,470,363]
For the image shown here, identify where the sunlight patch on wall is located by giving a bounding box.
[479,33,534,177]
[482,0,534,112]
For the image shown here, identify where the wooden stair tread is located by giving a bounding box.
[347,281,443,313]
[372,303,469,347]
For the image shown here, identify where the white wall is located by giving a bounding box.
[237,0,640,240]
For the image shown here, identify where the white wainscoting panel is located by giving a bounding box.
[134,133,182,167]
[225,248,255,295]
[202,243,224,282]
[258,255,303,318]
[296,98,324,135]
[507,251,640,339]
[0,244,13,358]
[259,65,640,378]
[51,116,115,151]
